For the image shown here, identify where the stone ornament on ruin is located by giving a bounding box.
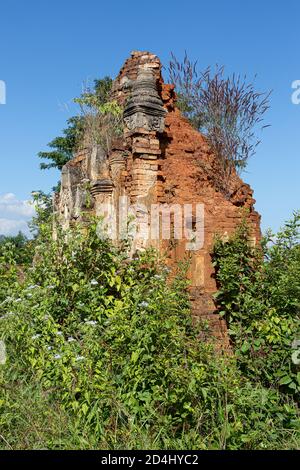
[123,67,166,133]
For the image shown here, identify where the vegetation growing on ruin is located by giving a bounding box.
[74,81,123,152]
[168,53,271,192]
[38,76,121,172]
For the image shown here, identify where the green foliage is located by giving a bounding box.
[213,212,300,399]
[0,232,33,265]
[74,76,114,112]
[1,220,299,449]
[74,78,123,151]
[38,116,84,171]
[0,242,18,304]
[28,191,53,239]
[94,76,114,106]
[0,193,52,276]
[38,76,116,172]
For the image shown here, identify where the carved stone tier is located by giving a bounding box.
[90,179,114,196]
[109,154,126,167]
[124,68,166,133]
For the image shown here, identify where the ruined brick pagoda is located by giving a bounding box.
[54,51,261,342]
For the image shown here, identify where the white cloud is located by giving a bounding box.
[0,218,30,236]
[0,193,36,236]
[0,193,35,218]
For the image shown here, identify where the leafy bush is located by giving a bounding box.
[213,212,300,399]
[0,231,33,266]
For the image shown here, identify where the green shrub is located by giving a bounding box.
[213,212,300,399]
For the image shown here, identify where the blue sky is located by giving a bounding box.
[0,0,299,235]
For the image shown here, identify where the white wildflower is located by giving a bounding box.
[90,279,99,286]
[75,355,85,362]
[31,334,41,340]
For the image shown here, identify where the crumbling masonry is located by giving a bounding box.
[54,51,261,342]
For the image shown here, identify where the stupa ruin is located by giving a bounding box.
[54,51,261,341]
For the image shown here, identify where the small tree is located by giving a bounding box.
[38,116,84,171]
[168,53,271,194]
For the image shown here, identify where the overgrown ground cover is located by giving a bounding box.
[0,215,299,449]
